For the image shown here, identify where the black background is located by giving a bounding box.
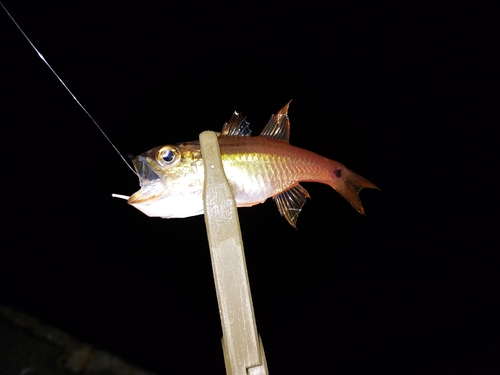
[1,1,497,374]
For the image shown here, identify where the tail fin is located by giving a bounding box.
[330,166,379,214]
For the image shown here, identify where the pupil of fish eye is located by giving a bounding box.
[162,149,175,163]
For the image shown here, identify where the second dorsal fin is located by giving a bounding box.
[260,101,292,142]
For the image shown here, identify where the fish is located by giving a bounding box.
[124,102,378,227]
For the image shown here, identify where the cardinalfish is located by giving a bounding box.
[2,4,378,227]
[113,102,378,227]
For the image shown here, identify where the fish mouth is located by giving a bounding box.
[132,155,160,185]
[128,155,163,204]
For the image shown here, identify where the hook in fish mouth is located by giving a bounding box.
[132,155,160,185]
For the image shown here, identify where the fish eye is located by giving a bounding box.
[161,149,174,163]
[157,146,180,167]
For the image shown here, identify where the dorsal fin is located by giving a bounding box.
[221,111,251,137]
[260,101,292,142]
[273,183,310,228]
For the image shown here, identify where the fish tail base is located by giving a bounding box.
[330,166,379,214]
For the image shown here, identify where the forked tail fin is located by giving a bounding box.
[330,165,379,214]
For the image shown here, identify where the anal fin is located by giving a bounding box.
[273,184,310,228]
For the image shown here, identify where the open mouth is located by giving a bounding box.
[127,155,166,205]
[132,155,160,185]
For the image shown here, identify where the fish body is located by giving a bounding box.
[128,102,378,227]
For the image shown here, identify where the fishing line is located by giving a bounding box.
[1,2,138,176]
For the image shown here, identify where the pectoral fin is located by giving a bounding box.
[273,184,310,228]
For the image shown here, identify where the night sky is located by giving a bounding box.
[1,2,497,374]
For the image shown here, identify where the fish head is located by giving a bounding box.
[127,141,205,218]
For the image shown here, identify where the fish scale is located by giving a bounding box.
[220,137,330,196]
